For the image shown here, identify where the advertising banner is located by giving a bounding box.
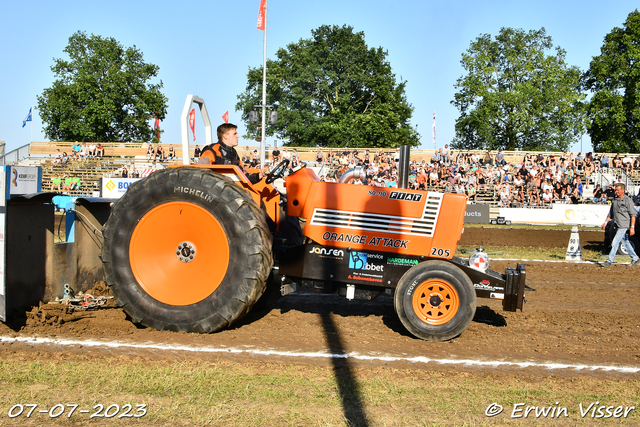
[0,166,8,321]
[498,204,610,227]
[101,177,142,199]
[9,165,41,195]
[464,203,490,224]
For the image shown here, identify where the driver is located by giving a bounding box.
[198,123,268,184]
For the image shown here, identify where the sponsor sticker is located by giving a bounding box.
[308,247,344,259]
[387,257,419,266]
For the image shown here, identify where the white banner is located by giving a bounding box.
[498,204,610,227]
[101,177,142,199]
[9,166,41,195]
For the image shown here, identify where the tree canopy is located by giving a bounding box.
[583,9,640,153]
[451,27,585,152]
[236,25,419,148]
[37,31,168,142]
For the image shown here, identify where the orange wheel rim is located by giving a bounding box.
[129,202,229,306]
[412,279,459,325]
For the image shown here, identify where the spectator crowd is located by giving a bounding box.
[308,147,640,207]
[48,139,640,206]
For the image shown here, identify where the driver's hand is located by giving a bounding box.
[260,166,270,179]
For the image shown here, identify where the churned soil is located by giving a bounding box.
[0,227,637,376]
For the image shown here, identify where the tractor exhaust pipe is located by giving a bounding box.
[398,145,411,189]
[338,166,367,184]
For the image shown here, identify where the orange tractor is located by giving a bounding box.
[101,160,526,341]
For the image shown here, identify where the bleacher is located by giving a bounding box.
[25,141,640,203]
[29,141,187,197]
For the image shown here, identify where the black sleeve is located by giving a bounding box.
[247,172,261,185]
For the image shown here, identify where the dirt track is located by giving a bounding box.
[1,226,637,377]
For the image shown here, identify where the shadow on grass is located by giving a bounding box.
[320,311,370,427]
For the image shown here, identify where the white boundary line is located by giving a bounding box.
[1,335,638,374]
[491,258,598,264]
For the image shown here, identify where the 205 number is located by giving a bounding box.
[430,247,451,258]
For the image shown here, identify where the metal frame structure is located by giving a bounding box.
[181,95,213,165]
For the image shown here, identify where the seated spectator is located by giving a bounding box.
[528,184,540,206]
[476,170,487,191]
[600,153,609,169]
[167,144,175,160]
[61,152,70,165]
[147,144,155,160]
[612,154,622,168]
[513,174,524,192]
[553,181,564,200]
[592,184,605,204]
[498,186,511,207]
[95,143,104,157]
[131,168,140,178]
[523,153,533,166]
[623,153,633,173]
[194,145,202,162]
[51,175,62,192]
[72,175,81,191]
[121,167,128,178]
[574,177,583,197]
[495,150,506,166]
[251,150,260,168]
[52,149,62,166]
[88,143,96,157]
[542,188,553,206]
[80,143,89,159]
[63,174,73,192]
[482,150,493,166]
[432,149,441,164]
[71,142,81,158]
[569,186,581,204]
[155,144,164,161]
[605,183,616,199]
[269,146,279,164]
[467,183,477,202]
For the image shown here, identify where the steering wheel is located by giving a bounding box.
[265,159,290,184]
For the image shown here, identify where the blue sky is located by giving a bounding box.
[1,0,638,155]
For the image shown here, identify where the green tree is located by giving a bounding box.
[451,27,585,151]
[236,25,419,148]
[37,31,168,142]
[583,10,640,153]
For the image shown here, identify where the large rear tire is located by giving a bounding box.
[394,260,476,341]
[100,167,273,333]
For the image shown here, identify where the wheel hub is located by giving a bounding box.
[412,279,460,325]
[177,242,196,263]
[429,293,443,307]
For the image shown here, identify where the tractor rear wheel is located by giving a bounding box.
[100,167,273,333]
[394,260,476,341]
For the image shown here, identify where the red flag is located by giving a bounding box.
[154,116,161,141]
[189,108,196,141]
[222,111,229,123]
[257,0,266,30]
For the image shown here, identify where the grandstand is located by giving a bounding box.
[19,140,640,205]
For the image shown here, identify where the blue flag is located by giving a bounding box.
[22,107,32,128]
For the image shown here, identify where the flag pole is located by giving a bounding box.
[259,0,268,167]
[30,106,33,142]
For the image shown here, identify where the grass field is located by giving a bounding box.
[0,356,637,426]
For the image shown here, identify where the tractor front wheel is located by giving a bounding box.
[100,167,273,333]
[394,260,476,341]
